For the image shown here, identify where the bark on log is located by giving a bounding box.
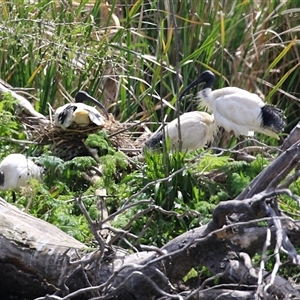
[1,192,300,299]
[237,121,300,199]
[0,198,88,298]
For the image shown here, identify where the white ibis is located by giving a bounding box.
[54,91,109,130]
[179,70,286,139]
[144,111,215,153]
[0,154,43,201]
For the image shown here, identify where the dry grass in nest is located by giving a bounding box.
[18,113,146,160]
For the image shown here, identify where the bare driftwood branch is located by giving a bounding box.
[1,188,300,299]
[0,198,88,298]
[1,121,300,299]
[237,123,300,199]
[0,81,49,124]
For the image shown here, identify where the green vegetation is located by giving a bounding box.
[0,0,300,277]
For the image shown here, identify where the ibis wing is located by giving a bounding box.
[165,112,214,151]
[0,154,42,191]
[87,109,105,126]
[213,93,263,136]
[54,104,75,129]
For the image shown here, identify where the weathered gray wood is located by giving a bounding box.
[237,122,300,199]
[0,82,49,124]
[1,195,300,300]
[0,198,88,298]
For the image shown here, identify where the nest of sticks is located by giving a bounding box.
[0,83,152,161]
[18,112,151,161]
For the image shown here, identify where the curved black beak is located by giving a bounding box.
[0,170,4,186]
[178,70,215,101]
[75,91,109,119]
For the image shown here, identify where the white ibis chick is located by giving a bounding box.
[54,91,109,130]
[180,70,286,139]
[0,154,43,200]
[144,111,215,153]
